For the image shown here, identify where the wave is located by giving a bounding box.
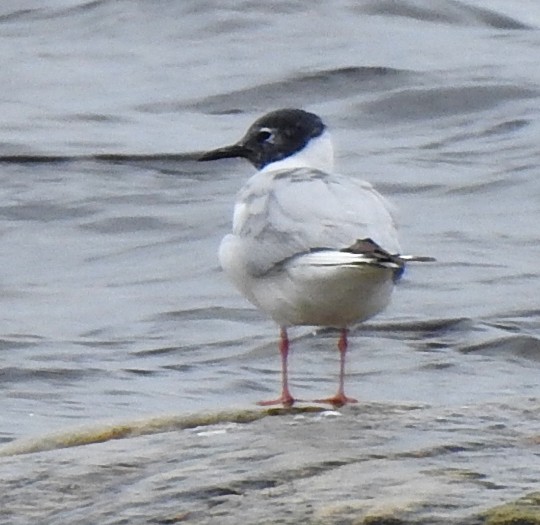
[357,0,532,30]
[138,66,417,115]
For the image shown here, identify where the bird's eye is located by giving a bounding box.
[256,129,273,144]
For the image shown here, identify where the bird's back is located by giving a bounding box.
[221,166,400,278]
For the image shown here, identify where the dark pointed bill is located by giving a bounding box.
[198,143,248,162]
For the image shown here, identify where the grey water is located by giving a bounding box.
[1,1,540,523]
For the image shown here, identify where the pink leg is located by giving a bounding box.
[314,328,358,407]
[257,327,295,407]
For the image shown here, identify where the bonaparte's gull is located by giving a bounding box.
[199,109,433,407]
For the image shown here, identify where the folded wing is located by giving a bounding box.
[230,167,401,276]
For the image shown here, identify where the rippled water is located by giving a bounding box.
[1,1,539,523]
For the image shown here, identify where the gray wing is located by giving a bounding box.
[231,167,400,276]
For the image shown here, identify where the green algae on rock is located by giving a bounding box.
[0,406,325,457]
[483,492,540,525]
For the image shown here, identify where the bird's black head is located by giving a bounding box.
[198,109,326,170]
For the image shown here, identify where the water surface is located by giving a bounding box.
[0,1,539,523]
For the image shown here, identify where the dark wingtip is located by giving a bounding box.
[400,255,437,262]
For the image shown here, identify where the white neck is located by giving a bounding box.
[260,130,334,173]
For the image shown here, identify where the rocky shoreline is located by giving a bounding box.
[1,402,538,524]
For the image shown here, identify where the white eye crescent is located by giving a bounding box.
[256,127,274,144]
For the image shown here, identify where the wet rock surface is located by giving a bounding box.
[1,400,538,524]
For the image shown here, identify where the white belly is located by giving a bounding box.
[251,263,394,327]
[220,237,395,328]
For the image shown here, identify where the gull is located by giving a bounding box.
[199,108,433,407]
